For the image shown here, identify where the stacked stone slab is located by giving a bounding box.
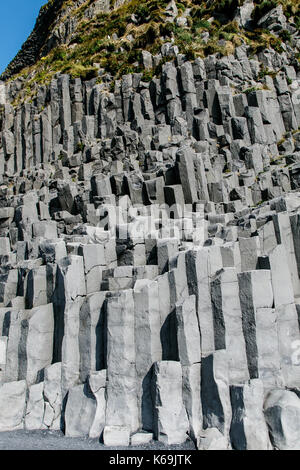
[0,37,300,449]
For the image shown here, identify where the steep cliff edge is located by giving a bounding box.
[2,0,69,80]
[0,0,300,450]
[1,0,128,81]
[2,0,299,104]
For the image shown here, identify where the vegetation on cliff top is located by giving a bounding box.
[3,0,300,104]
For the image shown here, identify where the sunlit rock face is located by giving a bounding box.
[0,0,300,449]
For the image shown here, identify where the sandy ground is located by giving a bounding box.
[0,430,196,451]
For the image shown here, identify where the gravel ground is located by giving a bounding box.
[0,430,196,451]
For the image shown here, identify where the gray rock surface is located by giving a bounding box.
[264,389,300,450]
[0,0,299,449]
[152,361,189,445]
[64,383,97,438]
[0,381,26,431]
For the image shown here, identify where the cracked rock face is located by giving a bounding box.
[0,0,300,450]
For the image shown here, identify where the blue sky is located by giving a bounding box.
[0,0,46,74]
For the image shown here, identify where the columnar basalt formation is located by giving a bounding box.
[0,0,300,450]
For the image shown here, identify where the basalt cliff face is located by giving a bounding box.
[0,0,300,450]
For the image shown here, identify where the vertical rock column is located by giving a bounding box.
[186,249,215,356]
[105,289,139,433]
[273,212,300,298]
[180,61,197,130]
[58,74,72,133]
[151,361,189,445]
[269,244,300,388]
[230,379,272,450]
[24,303,54,386]
[4,304,54,385]
[176,147,198,204]
[21,103,33,169]
[176,295,202,441]
[210,267,249,384]
[14,109,22,173]
[50,78,61,157]
[70,78,84,124]
[1,103,15,175]
[162,62,182,124]
[53,255,86,399]
[78,291,107,383]
[43,362,62,430]
[238,270,274,380]
[41,106,53,163]
[201,350,231,440]
[0,336,7,384]
[134,280,161,432]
